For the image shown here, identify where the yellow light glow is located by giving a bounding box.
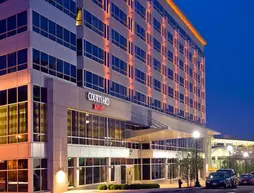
[56,170,65,184]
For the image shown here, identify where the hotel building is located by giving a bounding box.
[0,0,216,192]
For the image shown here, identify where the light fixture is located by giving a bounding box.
[56,169,65,184]
[192,131,200,139]
[243,152,249,158]
[85,120,90,124]
[227,145,233,154]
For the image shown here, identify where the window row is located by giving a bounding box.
[112,55,127,76]
[44,0,76,19]
[32,11,76,51]
[0,11,27,41]
[92,0,109,12]
[111,3,128,28]
[0,86,27,106]
[84,9,108,39]
[0,48,27,76]
[83,39,108,66]
[33,49,76,83]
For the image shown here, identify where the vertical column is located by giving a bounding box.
[73,157,78,187]
[193,50,198,123]
[165,158,168,180]
[47,79,68,193]
[146,1,152,106]
[107,157,111,183]
[173,30,179,115]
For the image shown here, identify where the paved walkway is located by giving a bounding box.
[67,181,205,193]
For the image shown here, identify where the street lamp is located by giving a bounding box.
[243,152,249,174]
[227,145,233,168]
[192,131,201,187]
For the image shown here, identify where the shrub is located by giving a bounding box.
[98,184,107,190]
[120,184,129,190]
[110,184,121,190]
[107,184,113,190]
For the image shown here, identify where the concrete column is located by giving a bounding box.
[165,158,168,180]
[47,79,69,193]
[28,158,33,193]
[107,157,111,183]
[74,157,78,187]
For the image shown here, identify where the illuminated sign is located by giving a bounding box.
[92,104,104,111]
[87,92,110,106]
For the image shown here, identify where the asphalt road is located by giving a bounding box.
[200,186,254,193]
[152,186,254,193]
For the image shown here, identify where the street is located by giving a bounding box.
[200,186,254,193]
[151,186,254,193]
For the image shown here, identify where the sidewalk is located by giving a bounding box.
[67,181,205,193]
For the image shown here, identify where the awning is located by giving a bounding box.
[126,127,220,143]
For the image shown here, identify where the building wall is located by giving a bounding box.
[0,0,208,192]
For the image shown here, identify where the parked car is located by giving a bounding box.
[216,169,238,188]
[239,174,254,185]
[206,172,232,188]
[251,171,254,176]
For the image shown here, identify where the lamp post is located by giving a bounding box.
[193,131,201,187]
[243,152,249,174]
[227,145,233,168]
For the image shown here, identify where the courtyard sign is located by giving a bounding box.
[87,92,110,106]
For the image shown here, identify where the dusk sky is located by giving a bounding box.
[175,0,254,140]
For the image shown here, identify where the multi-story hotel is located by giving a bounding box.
[0,0,217,192]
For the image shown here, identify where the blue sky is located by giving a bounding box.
[175,0,254,139]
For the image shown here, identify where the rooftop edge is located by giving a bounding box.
[166,0,207,46]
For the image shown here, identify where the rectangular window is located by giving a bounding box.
[33,85,47,142]
[135,68,146,85]
[44,0,76,19]
[33,49,76,83]
[33,158,47,191]
[168,87,174,98]
[153,58,161,73]
[135,22,146,41]
[153,38,161,53]
[0,11,27,41]
[168,32,173,44]
[112,56,127,76]
[180,93,184,103]
[84,70,105,93]
[153,79,161,92]
[166,105,174,115]
[179,43,184,54]
[110,82,128,100]
[168,68,173,80]
[32,11,76,51]
[179,76,184,87]
[0,49,27,76]
[111,3,128,28]
[134,91,147,107]
[168,50,173,62]
[189,68,193,77]
[0,86,28,144]
[84,40,106,65]
[111,29,127,51]
[151,98,161,111]
[135,0,146,20]
[92,0,108,11]
[153,0,163,15]
[0,159,28,192]
[84,10,107,39]
[135,46,146,63]
[153,18,161,34]
[179,60,184,70]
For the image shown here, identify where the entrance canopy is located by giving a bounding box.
[126,127,219,143]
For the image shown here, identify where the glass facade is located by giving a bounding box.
[0,86,28,144]
[0,48,27,76]
[33,159,47,192]
[33,85,47,142]
[0,159,28,192]
[67,109,140,149]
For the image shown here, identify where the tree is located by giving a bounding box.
[176,149,203,187]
